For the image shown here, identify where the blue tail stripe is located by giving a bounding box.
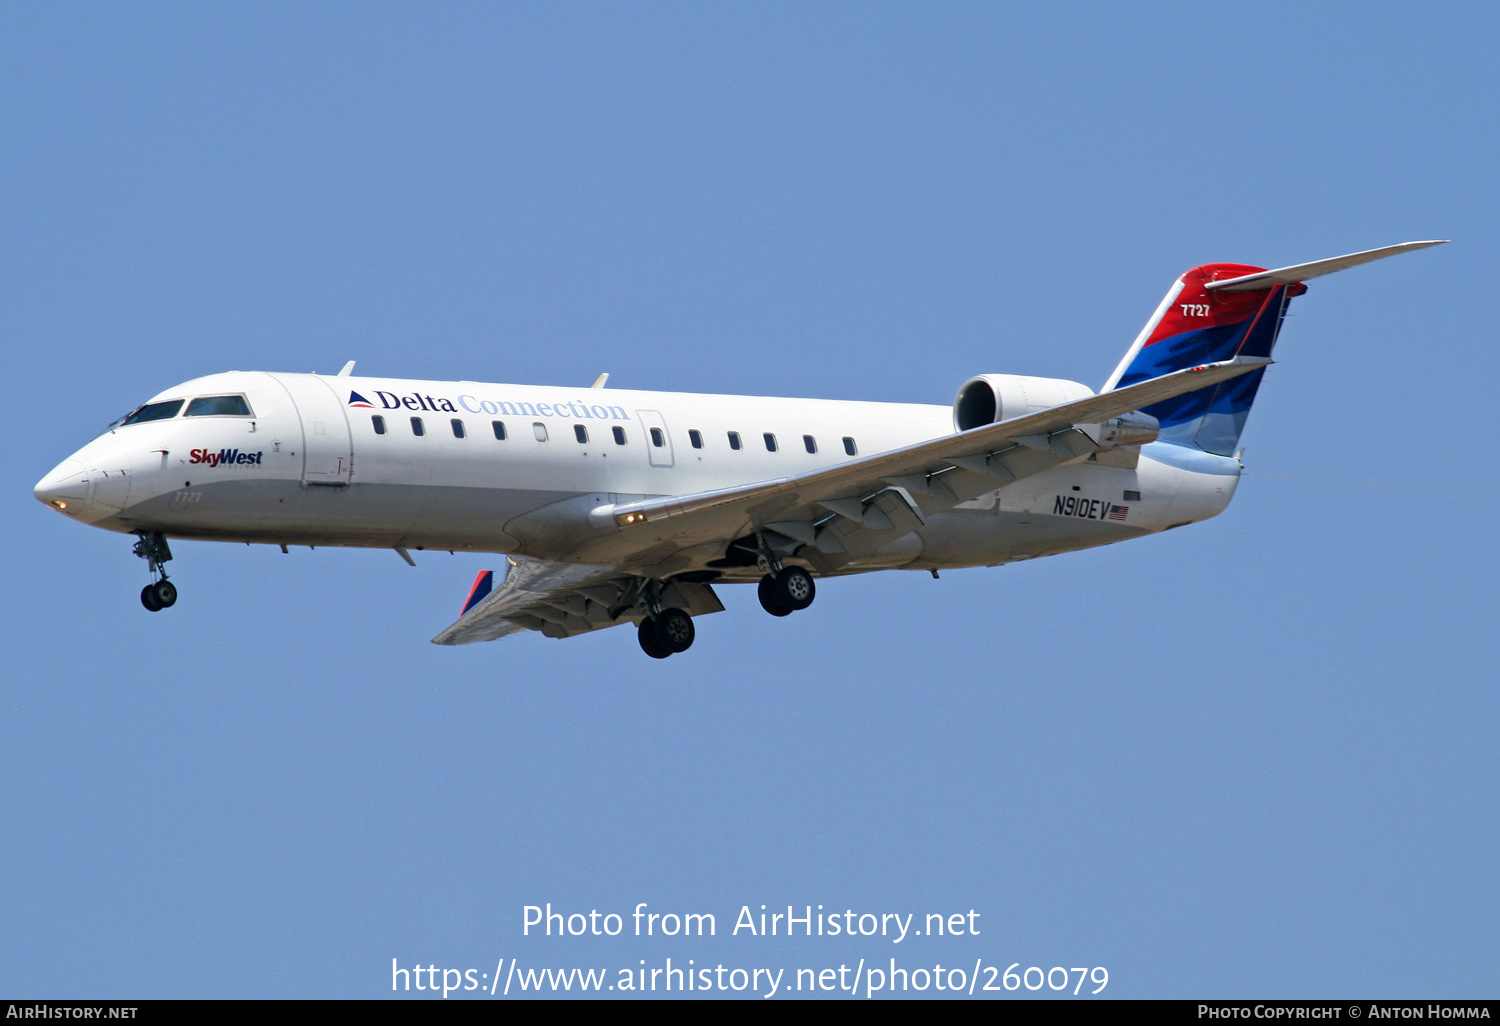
[1118,285,1289,455]
[1116,322,1251,389]
[1191,367,1266,454]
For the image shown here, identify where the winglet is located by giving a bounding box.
[460,570,495,616]
[1203,241,1448,292]
[336,360,357,376]
[591,373,610,388]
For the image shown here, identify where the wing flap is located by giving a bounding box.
[432,557,726,646]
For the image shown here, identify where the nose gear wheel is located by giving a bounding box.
[140,579,177,612]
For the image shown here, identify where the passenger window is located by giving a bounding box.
[650,427,665,447]
[843,436,857,456]
[533,422,548,442]
[728,431,742,450]
[574,424,588,444]
[492,421,507,440]
[120,399,184,425]
[372,415,386,435]
[1124,490,1141,501]
[803,434,817,454]
[612,426,627,445]
[411,417,425,436]
[689,429,703,449]
[763,433,778,452]
[451,419,466,438]
[185,395,253,417]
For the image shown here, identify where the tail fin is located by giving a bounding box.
[1103,241,1446,456]
[1102,263,1291,455]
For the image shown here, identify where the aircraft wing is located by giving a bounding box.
[432,557,627,644]
[431,556,723,645]
[603,356,1269,559]
[436,356,1267,642]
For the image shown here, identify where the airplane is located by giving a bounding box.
[34,241,1444,658]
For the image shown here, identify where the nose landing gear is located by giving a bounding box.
[140,579,177,611]
[133,531,178,612]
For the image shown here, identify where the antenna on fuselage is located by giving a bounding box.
[591,373,609,388]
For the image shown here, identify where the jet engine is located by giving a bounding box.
[952,373,1158,448]
[952,374,1095,431]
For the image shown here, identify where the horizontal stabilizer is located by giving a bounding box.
[1204,240,1447,292]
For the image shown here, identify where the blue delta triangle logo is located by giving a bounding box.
[348,391,375,408]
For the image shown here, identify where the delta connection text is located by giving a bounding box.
[522,902,980,942]
[362,388,631,422]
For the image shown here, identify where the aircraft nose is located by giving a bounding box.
[34,458,90,513]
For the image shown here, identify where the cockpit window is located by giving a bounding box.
[185,394,253,417]
[119,399,184,425]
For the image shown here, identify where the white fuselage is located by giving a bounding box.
[36,370,1241,580]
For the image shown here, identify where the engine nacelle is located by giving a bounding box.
[953,374,1095,432]
[953,374,1159,450]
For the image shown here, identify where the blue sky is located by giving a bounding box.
[3,2,1495,999]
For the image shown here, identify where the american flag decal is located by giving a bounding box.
[1107,504,1129,521]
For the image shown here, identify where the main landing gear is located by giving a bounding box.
[638,608,695,659]
[758,565,816,617]
[133,531,178,612]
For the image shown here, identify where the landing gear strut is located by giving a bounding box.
[758,566,816,617]
[133,531,177,612]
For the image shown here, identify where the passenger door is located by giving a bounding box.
[270,374,354,486]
